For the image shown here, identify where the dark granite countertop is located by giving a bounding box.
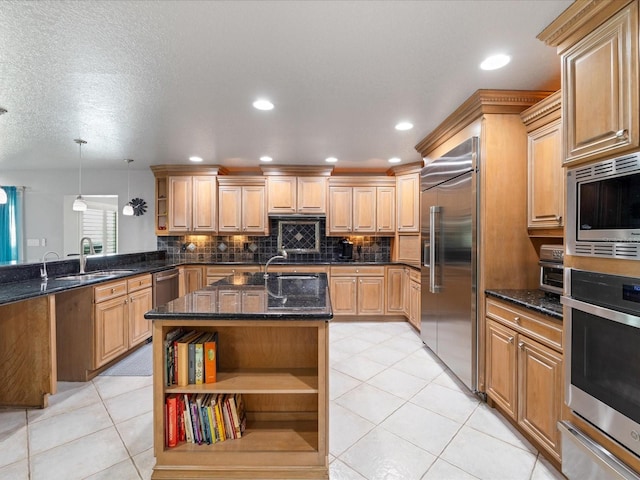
[0,260,176,306]
[145,272,333,321]
[485,289,563,320]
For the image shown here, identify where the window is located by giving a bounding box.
[0,186,24,263]
[81,204,117,254]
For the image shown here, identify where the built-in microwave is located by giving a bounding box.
[567,153,640,260]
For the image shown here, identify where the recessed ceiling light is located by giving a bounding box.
[325,157,338,163]
[253,99,274,111]
[260,156,273,162]
[480,54,511,71]
[395,121,413,131]
[388,157,401,164]
[189,156,203,162]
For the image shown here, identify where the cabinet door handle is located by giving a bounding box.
[616,129,628,139]
[124,299,128,304]
[514,316,520,324]
[518,341,525,350]
[111,288,116,294]
[508,336,514,344]
[555,215,562,223]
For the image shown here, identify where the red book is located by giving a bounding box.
[166,395,178,447]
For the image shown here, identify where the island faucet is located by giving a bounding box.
[79,237,95,274]
[40,251,60,280]
[263,249,288,278]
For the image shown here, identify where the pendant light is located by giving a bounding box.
[72,138,88,211]
[122,159,134,216]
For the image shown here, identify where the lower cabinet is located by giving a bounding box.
[57,274,153,381]
[180,265,204,295]
[408,277,420,330]
[330,266,385,316]
[485,298,563,462]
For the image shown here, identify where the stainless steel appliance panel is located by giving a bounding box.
[562,269,640,459]
[153,268,179,307]
[420,137,478,391]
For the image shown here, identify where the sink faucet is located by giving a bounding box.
[79,237,95,274]
[264,249,288,278]
[40,251,60,280]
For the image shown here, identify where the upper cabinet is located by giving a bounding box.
[539,1,639,167]
[168,175,217,233]
[327,177,395,236]
[266,176,327,215]
[521,91,564,233]
[217,176,267,235]
[395,171,420,233]
[151,166,223,235]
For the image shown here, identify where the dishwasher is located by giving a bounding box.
[152,268,179,307]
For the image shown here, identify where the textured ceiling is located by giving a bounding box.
[0,0,572,172]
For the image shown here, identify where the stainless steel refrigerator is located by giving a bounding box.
[420,137,478,392]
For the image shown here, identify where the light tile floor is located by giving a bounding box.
[0,321,565,480]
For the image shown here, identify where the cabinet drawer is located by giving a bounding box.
[330,266,385,276]
[486,298,562,352]
[127,274,152,293]
[205,266,261,276]
[408,268,420,283]
[267,265,329,274]
[94,280,128,303]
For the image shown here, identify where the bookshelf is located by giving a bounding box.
[151,319,329,479]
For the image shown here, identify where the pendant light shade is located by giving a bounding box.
[0,187,7,205]
[73,139,87,212]
[122,159,134,216]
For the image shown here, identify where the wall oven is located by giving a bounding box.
[562,269,640,468]
[566,153,640,260]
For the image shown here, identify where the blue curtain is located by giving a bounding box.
[0,187,19,263]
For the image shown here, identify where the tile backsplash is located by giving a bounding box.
[157,218,391,264]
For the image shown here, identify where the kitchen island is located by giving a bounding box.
[144,272,332,480]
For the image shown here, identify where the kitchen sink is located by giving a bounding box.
[55,269,135,281]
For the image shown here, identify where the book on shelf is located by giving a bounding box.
[183,394,194,443]
[203,332,218,384]
[214,394,227,441]
[166,395,178,448]
[221,395,234,439]
[175,331,200,387]
[235,393,247,435]
[167,392,248,447]
[164,328,184,387]
[227,394,242,439]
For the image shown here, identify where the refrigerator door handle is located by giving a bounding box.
[430,205,442,293]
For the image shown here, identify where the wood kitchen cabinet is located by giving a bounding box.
[330,265,385,316]
[395,170,420,233]
[327,177,395,235]
[151,166,222,235]
[408,269,421,330]
[168,175,217,233]
[540,1,639,166]
[179,265,204,296]
[485,297,563,462]
[218,177,267,234]
[94,274,153,368]
[521,91,564,233]
[57,274,153,381]
[266,176,327,215]
[385,266,406,315]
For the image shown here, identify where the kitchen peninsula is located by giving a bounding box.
[144,272,332,479]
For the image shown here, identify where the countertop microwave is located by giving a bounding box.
[567,153,640,260]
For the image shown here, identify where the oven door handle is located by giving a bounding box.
[561,296,640,329]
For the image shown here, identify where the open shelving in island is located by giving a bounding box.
[145,272,332,479]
